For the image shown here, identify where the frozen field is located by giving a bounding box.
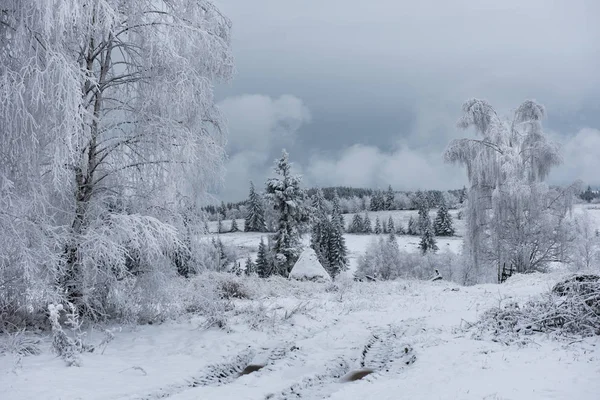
[1,271,598,399]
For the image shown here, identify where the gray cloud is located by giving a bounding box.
[218,94,311,200]
[214,0,600,200]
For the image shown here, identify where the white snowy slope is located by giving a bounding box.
[1,271,598,400]
[289,248,332,282]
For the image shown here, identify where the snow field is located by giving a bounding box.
[1,271,598,399]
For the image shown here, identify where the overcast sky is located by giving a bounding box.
[212,0,600,201]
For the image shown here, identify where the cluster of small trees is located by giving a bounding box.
[231,151,348,279]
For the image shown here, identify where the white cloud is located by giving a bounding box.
[217,94,311,200]
[306,143,467,191]
[549,128,600,185]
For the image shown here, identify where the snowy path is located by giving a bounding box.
[1,273,599,399]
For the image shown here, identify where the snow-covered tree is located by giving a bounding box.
[217,215,224,234]
[245,256,257,276]
[265,150,310,276]
[407,216,419,236]
[433,202,455,236]
[445,99,574,282]
[362,213,373,234]
[387,216,396,234]
[230,218,239,233]
[310,188,331,270]
[0,0,233,317]
[374,217,382,234]
[370,191,385,211]
[349,214,364,233]
[419,223,438,254]
[328,191,348,277]
[245,181,267,232]
[385,185,395,210]
[417,203,430,236]
[256,238,271,278]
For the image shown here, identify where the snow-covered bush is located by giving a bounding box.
[48,304,93,367]
[471,274,600,342]
[356,238,468,284]
[0,329,41,356]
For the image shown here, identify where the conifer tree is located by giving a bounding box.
[245,256,257,276]
[331,191,345,230]
[387,216,396,234]
[370,190,385,211]
[419,223,438,254]
[433,202,455,236]
[374,216,382,234]
[230,218,239,233]
[382,223,389,234]
[217,215,223,234]
[407,215,419,236]
[349,214,364,233]
[385,185,395,210]
[245,181,267,232]
[310,188,331,270]
[256,237,271,278]
[362,213,373,234]
[266,150,310,276]
[232,261,243,276]
[328,192,348,277]
[417,201,430,236]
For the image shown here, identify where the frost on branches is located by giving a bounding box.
[265,151,310,277]
[445,99,577,283]
[0,1,233,321]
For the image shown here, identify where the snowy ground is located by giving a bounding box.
[2,206,599,399]
[1,272,598,399]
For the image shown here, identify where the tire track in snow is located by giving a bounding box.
[263,326,417,400]
[133,348,256,399]
[132,343,302,400]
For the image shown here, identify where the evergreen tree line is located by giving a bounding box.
[204,186,467,222]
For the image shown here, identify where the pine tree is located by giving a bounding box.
[217,215,223,234]
[387,216,395,234]
[230,218,239,233]
[232,261,243,276]
[374,216,382,234]
[362,213,372,234]
[331,191,345,231]
[245,256,257,276]
[370,190,385,211]
[419,223,438,254]
[245,181,267,232]
[256,237,271,278]
[310,188,331,270]
[433,202,455,236]
[407,215,419,236]
[382,222,389,234]
[328,192,348,277]
[385,185,395,210]
[349,214,364,233]
[265,150,310,276]
[417,201,430,236]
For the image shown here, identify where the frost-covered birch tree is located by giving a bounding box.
[0,1,233,318]
[445,99,576,283]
